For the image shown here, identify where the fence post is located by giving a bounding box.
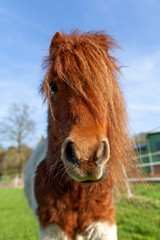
[122,166,133,199]
[14,174,19,188]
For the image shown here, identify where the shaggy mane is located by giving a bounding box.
[42,30,139,191]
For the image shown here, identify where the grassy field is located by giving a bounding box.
[0,184,159,240]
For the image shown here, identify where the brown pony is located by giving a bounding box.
[24,30,137,240]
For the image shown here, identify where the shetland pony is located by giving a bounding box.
[24,31,137,240]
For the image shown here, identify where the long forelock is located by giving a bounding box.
[44,31,120,115]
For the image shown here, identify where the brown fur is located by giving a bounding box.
[34,30,139,238]
[35,160,115,239]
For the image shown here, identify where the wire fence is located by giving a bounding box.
[0,174,23,188]
[127,150,160,183]
[137,150,160,175]
[0,151,160,188]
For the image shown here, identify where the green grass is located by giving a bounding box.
[0,184,159,240]
[116,184,160,240]
[0,188,38,240]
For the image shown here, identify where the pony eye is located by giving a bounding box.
[49,82,58,94]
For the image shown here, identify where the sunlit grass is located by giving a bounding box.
[116,184,160,240]
[0,188,38,240]
[0,184,159,240]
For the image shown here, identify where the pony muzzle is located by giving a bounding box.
[61,138,110,182]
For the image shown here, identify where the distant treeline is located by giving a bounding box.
[133,132,147,145]
[0,144,33,176]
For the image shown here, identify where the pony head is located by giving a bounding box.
[41,31,136,186]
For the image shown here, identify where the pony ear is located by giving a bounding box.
[50,32,61,55]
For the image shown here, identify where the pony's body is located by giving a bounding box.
[24,139,117,240]
[24,31,136,240]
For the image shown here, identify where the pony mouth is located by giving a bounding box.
[66,164,108,184]
[79,178,102,183]
[79,171,107,184]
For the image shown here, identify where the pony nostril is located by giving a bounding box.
[64,141,78,165]
[102,141,107,157]
[96,141,106,159]
[96,140,110,165]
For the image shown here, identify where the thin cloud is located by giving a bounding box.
[121,47,160,133]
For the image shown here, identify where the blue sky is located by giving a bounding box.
[0,0,160,147]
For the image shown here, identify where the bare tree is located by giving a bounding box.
[0,103,35,176]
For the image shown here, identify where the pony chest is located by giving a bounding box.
[34,160,115,237]
[34,161,87,225]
